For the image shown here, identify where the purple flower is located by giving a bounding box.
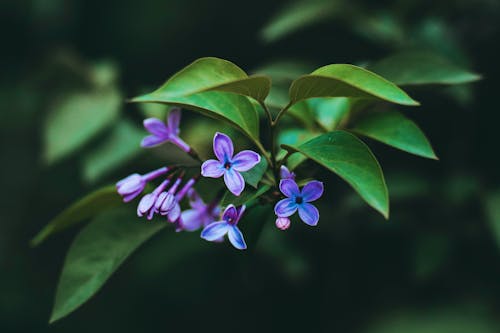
[201,132,260,196]
[201,204,247,250]
[116,167,169,202]
[274,179,324,226]
[179,189,221,231]
[275,217,291,230]
[137,178,172,220]
[280,165,296,180]
[154,177,183,217]
[141,108,191,152]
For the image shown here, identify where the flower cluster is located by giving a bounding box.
[116,108,325,251]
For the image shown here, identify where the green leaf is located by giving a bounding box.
[289,64,419,106]
[132,57,271,102]
[266,86,316,129]
[31,185,121,246]
[278,128,318,170]
[252,60,314,83]
[44,87,122,164]
[350,111,438,159]
[240,156,268,188]
[282,130,389,218]
[50,208,165,323]
[307,97,351,131]
[82,120,144,183]
[484,190,500,251]
[222,185,271,207]
[260,0,341,43]
[133,90,260,146]
[369,51,481,86]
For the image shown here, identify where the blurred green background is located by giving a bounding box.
[2,0,500,332]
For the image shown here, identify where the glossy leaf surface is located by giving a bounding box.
[31,185,122,246]
[282,130,389,217]
[289,64,419,106]
[50,209,165,323]
[351,111,437,159]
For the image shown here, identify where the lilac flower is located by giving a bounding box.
[201,132,260,196]
[141,108,191,152]
[165,177,197,224]
[154,176,183,217]
[280,165,296,180]
[179,189,221,231]
[137,178,172,220]
[274,179,324,226]
[201,204,247,250]
[116,167,169,202]
[275,217,291,230]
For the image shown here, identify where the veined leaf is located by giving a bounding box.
[44,87,122,164]
[282,130,389,218]
[369,51,481,86]
[307,97,351,131]
[131,57,271,102]
[351,111,437,159]
[266,86,316,129]
[49,208,165,323]
[31,185,121,246]
[134,91,260,146]
[260,0,341,43]
[278,128,318,170]
[289,64,419,106]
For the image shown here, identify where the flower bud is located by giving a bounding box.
[275,217,291,230]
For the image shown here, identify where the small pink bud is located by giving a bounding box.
[275,217,291,230]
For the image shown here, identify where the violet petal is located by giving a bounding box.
[223,168,245,196]
[227,226,247,250]
[301,181,324,202]
[222,205,238,223]
[279,179,300,198]
[274,198,298,217]
[298,203,319,226]
[201,159,225,178]
[167,108,181,135]
[180,209,203,231]
[213,132,234,162]
[141,135,168,148]
[232,150,261,172]
[143,118,169,136]
[201,221,230,241]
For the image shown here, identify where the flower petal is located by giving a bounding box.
[301,180,324,202]
[168,203,181,222]
[280,165,295,180]
[167,108,181,135]
[201,159,224,178]
[232,150,261,172]
[227,226,247,250]
[235,205,246,224]
[137,193,156,216]
[213,132,234,162]
[143,118,169,136]
[141,135,167,148]
[223,168,245,196]
[201,221,230,241]
[123,188,143,203]
[274,198,298,217]
[180,209,203,231]
[298,203,319,226]
[222,204,238,223]
[279,179,300,198]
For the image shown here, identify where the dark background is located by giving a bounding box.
[1,0,500,332]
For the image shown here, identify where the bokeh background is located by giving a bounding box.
[2,0,500,332]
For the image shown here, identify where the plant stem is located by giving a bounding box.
[259,101,280,184]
